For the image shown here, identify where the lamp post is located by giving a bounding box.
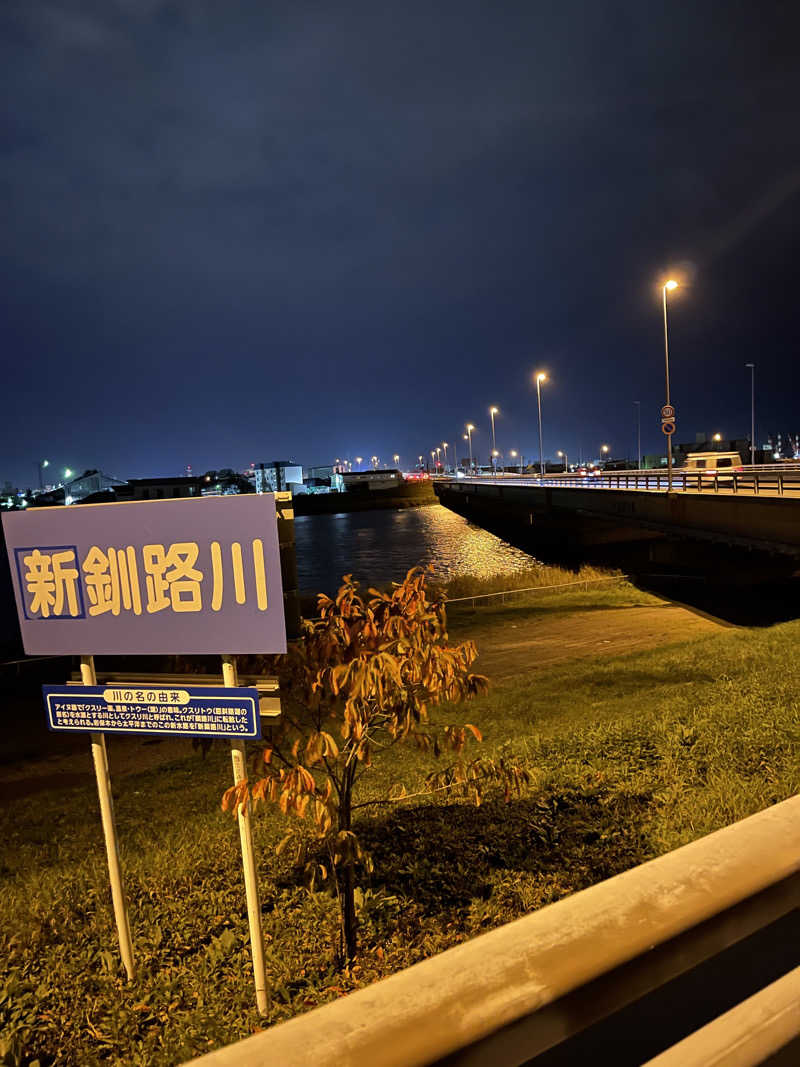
[465,424,474,470]
[662,279,679,491]
[393,454,400,469]
[355,456,363,470]
[600,444,609,470]
[509,449,521,474]
[489,406,499,470]
[535,373,547,477]
[634,400,641,470]
[442,442,449,470]
[37,458,49,489]
[435,447,441,471]
[745,363,755,465]
[712,433,722,450]
[557,450,568,473]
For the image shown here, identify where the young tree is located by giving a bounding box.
[223,567,526,963]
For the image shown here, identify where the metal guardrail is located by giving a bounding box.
[186,794,800,1067]
[451,464,800,496]
[642,965,800,1067]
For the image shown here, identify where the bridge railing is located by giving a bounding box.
[448,465,800,495]
[186,795,800,1067]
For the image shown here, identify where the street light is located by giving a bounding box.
[712,433,722,449]
[489,406,499,470]
[465,424,475,470]
[535,373,547,477]
[371,455,378,469]
[557,450,568,472]
[393,454,400,468]
[745,363,755,465]
[355,456,363,469]
[509,449,521,474]
[662,278,679,491]
[634,400,641,470]
[37,458,49,489]
[442,441,449,470]
[64,468,73,480]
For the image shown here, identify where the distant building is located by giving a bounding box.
[342,468,403,492]
[767,432,800,460]
[299,465,345,493]
[29,469,126,506]
[114,476,201,501]
[253,461,303,493]
[65,469,128,504]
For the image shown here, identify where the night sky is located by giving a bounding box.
[2,1,799,486]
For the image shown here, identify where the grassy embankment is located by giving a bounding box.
[2,569,799,1065]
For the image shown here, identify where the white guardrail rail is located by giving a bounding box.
[186,794,800,1067]
[443,464,800,495]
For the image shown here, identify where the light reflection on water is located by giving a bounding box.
[293,504,536,594]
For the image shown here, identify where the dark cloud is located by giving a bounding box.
[2,0,800,483]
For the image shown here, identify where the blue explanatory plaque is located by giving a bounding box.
[43,683,262,739]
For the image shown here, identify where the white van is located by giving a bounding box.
[683,452,744,482]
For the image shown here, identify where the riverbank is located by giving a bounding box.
[3,580,798,1065]
[292,481,436,515]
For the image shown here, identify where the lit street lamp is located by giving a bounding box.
[355,456,363,469]
[64,468,73,480]
[535,373,547,477]
[371,455,378,469]
[465,424,474,470]
[745,363,755,465]
[600,444,610,468]
[489,406,499,470]
[662,278,679,491]
[442,441,449,470]
[556,450,568,472]
[37,458,49,489]
[393,454,400,468]
[509,449,521,474]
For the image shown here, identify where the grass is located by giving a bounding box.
[441,562,621,600]
[2,583,800,1065]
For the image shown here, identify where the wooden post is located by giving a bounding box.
[81,654,135,980]
[222,653,269,1015]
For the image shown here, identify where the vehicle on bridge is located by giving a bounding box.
[683,451,744,484]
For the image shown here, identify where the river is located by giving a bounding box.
[293,504,536,595]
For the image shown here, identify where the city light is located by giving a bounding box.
[664,278,678,291]
[64,468,73,479]
[534,373,547,476]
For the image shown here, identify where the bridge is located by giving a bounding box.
[433,468,800,575]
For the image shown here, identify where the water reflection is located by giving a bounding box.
[294,504,536,594]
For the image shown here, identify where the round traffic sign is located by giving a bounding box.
[661,404,675,419]
[662,421,675,436]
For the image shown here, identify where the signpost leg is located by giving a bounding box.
[222,654,269,1016]
[81,655,135,981]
